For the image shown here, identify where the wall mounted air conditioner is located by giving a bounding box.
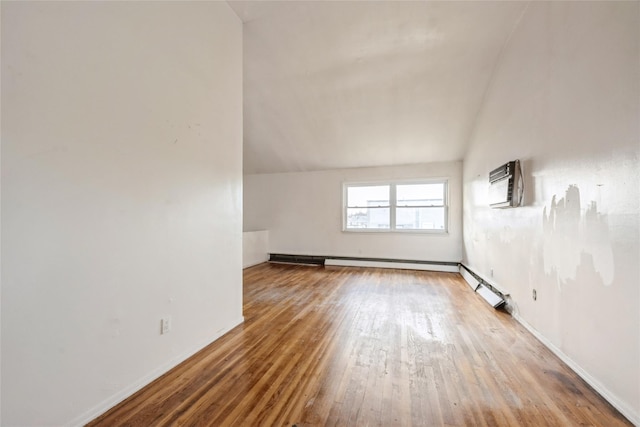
[489,160,522,208]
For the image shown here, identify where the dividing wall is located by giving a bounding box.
[462,2,639,423]
[1,2,243,425]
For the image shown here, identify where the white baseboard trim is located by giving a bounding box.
[243,259,268,269]
[512,313,639,426]
[325,258,459,273]
[71,316,245,427]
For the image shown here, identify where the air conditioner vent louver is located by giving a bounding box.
[489,161,516,183]
[489,160,521,208]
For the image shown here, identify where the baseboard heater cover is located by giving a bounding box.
[269,254,459,272]
[325,259,459,272]
[459,264,507,309]
[459,266,480,291]
[476,284,505,308]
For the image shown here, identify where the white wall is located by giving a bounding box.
[462,2,639,423]
[244,162,462,263]
[243,231,269,268]
[1,2,243,425]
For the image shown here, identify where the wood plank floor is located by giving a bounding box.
[88,263,631,426]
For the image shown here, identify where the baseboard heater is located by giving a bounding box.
[269,254,326,266]
[269,253,459,272]
[459,264,506,309]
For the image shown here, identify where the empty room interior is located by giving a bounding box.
[1,1,639,426]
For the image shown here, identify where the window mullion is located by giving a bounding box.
[390,184,396,231]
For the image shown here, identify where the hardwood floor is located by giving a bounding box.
[88,263,631,426]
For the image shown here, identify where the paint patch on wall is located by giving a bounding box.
[542,185,614,288]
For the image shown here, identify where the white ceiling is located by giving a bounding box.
[229,1,528,174]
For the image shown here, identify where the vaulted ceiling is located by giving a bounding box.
[228,1,528,174]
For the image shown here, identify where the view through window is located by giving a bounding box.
[344,181,448,232]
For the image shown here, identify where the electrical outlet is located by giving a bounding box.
[161,317,171,335]
[490,269,494,277]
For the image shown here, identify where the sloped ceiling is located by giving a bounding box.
[229,1,527,174]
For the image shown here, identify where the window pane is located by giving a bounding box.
[347,185,389,207]
[396,183,444,207]
[395,207,445,230]
[346,207,390,229]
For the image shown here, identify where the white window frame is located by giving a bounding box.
[342,179,449,234]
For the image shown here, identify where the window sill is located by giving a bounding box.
[342,229,448,235]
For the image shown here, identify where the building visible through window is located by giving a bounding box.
[344,180,448,232]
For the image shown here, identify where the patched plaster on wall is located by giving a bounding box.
[543,185,614,288]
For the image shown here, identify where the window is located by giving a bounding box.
[343,180,448,232]
[345,185,390,229]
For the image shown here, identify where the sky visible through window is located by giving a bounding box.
[397,184,444,206]
[347,186,389,207]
